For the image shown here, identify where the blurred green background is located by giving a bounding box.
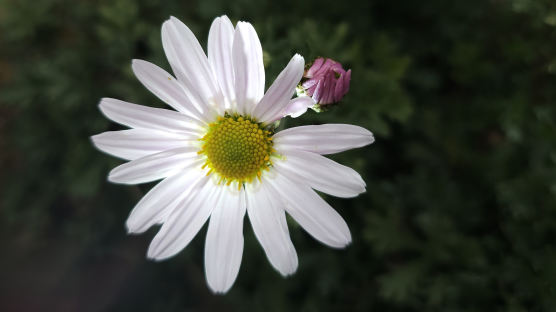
[1,0,556,311]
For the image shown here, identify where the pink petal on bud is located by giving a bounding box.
[320,71,336,104]
[311,80,323,102]
[343,69,351,93]
[333,73,346,103]
[305,57,325,78]
[301,57,351,105]
[302,78,318,91]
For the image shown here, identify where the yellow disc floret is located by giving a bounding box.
[199,114,275,187]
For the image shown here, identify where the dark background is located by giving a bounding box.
[1,0,556,311]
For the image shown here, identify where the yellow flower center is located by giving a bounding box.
[199,114,275,188]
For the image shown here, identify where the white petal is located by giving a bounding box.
[131,59,205,121]
[91,129,194,160]
[161,17,224,117]
[253,54,305,123]
[232,21,264,115]
[273,149,365,198]
[126,167,205,234]
[98,98,203,134]
[283,96,316,118]
[266,173,351,248]
[208,16,235,109]
[246,182,298,276]
[273,124,374,155]
[205,188,246,294]
[108,147,201,184]
[147,176,219,260]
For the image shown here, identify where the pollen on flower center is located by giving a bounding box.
[199,114,275,186]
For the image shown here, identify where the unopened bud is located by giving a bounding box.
[300,57,351,105]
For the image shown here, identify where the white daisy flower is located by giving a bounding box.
[92,15,374,294]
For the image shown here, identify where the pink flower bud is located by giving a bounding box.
[301,57,351,105]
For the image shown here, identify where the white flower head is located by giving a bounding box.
[92,15,374,294]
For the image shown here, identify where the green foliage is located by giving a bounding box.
[1,0,556,311]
